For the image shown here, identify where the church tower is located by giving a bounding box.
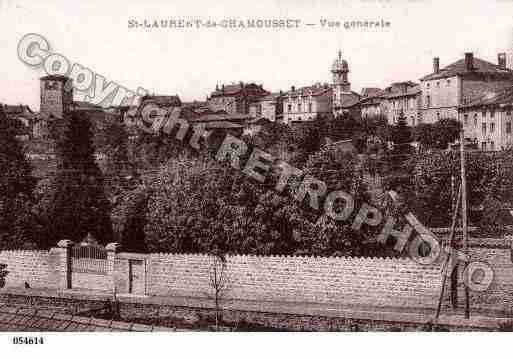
[40,75,73,120]
[331,51,351,115]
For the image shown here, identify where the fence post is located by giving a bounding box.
[105,243,119,294]
[56,240,73,290]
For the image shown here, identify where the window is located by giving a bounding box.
[287,104,292,113]
[447,79,451,87]
[463,114,468,125]
[411,117,415,126]
[482,142,487,151]
[298,117,302,121]
[491,141,495,151]
[426,95,431,108]
[507,110,512,116]
[482,109,486,117]
[437,112,440,120]
[490,122,495,132]
[491,109,495,118]
[482,123,487,134]
[308,103,312,112]
[298,104,302,112]
[436,81,440,88]
[474,114,478,127]
[427,83,430,89]
[507,122,512,134]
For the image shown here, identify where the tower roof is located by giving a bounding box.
[332,51,348,72]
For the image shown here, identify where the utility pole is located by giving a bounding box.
[460,130,470,319]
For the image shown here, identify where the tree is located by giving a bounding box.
[0,108,37,249]
[102,119,138,197]
[119,186,150,252]
[46,111,113,246]
[208,251,228,331]
[415,118,461,151]
[382,111,414,193]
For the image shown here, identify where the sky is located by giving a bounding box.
[1,0,513,111]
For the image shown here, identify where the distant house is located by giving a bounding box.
[282,84,333,125]
[207,82,269,115]
[2,104,37,139]
[458,85,513,151]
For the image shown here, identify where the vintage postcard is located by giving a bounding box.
[1,0,513,357]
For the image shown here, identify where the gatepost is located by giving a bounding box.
[106,242,119,294]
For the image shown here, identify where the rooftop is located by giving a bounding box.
[422,57,513,81]
[140,95,182,107]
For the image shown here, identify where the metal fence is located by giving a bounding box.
[71,244,108,275]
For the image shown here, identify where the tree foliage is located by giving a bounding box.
[0,108,37,249]
[44,111,113,246]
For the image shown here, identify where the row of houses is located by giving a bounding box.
[5,51,513,151]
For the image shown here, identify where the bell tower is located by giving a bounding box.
[40,75,73,120]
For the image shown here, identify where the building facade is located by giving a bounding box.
[360,82,421,126]
[420,52,513,124]
[282,84,332,125]
[458,86,513,151]
[249,92,283,122]
[207,82,269,115]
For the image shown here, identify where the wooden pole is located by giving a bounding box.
[434,184,461,324]
[460,130,470,319]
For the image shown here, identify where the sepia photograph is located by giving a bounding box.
[1,0,513,357]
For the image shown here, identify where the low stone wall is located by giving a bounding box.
[1,239,512,314]
[148,253,442,309]
[0,250,55,289]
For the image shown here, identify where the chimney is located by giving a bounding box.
[433,57,440,73]
[498,52,507,69]
[291,86,295,92]
[465,52,474,71]
[222,84,225,94]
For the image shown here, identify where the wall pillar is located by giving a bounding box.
[52,239,73,290]
[106,242,119,294]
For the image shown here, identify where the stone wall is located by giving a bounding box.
[1,242,513,314]
[148,253,441,309]
[0,250,55,289]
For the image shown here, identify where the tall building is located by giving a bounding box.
[331,51,360,117]
[420,52,513,123]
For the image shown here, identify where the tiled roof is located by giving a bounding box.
[286,85,332,97]
[0,305,172,332]
[361,88,384,98]
[188,113,252,123]
[386,84,421,99]
[210,83,267,97]
[141,95,182,107]
[422,57,513,81]
[461,85,513,108]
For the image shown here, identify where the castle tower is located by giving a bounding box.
[40,75,73,120]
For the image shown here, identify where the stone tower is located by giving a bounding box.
[331,51,350,113]
[40,75,73,120]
